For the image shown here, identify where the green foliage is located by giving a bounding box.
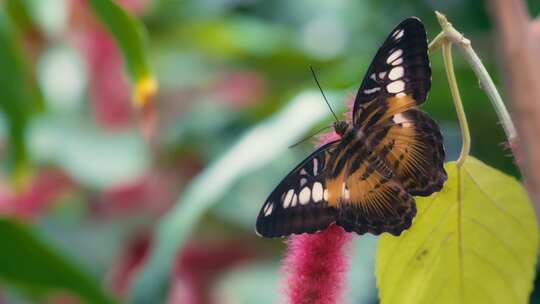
[0,218,115,304]
[376,157,538,304]
[130,91,333,303]
[4,0,36,34]
[0,6,43,184]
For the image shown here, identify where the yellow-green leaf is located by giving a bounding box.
[88,0,156,107]
[376,157,538,304]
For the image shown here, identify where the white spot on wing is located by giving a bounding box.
[363,87,381,94]
[386,80,405,94]
[386,49,403,64]
[344,188,350,200]
[300,168,307,175]
[313,158,319,176]
[389,66,404,80]
[393,29,404,40]
[283,189,294,208]
[392,58,403,66]
[299,187,311,205]
[292,194,298,207]
[396,92,406,97]
[264,203,274,216]
[392,113,408,124]
[312,182,323,202]
[342,184,350,200]
[300,177,308,187]
[323,189,328,201]
[378,71,387,79]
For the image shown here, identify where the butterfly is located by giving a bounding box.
[255,17,447,238]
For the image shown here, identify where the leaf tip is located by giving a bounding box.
[12,160,32,193]
[134,75,158,107]
[435,11,450,28]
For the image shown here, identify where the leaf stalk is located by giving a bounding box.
[429,11,518,168]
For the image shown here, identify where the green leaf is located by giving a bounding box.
[0,218,116,304]
[5,0,37,35]
[376,157,538,304]
[0,6,44,185]
[88,0,156,107]
[130,91,338,303]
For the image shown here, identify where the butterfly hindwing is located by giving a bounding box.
[353,17,431,126]
[255,141,339,238]
[368,108,447,196]
[325,132,417,235]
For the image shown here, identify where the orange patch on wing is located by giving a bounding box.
[346,166,401,219]
[347,164,387,204]
[378,122,428,178]
[325,170,345,207]
[381,95,417,121]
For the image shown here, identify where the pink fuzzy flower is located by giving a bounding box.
[281,94,356,304]
[283,225,353,304]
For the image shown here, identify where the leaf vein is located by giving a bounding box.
[463,168,535,243]
[462,274,496,303]
[465,247,521,303]
[385,199,458,303]
[379,193,441,280]
[463,215,530,274]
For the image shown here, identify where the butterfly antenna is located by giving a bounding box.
[310,66,339,122]
[288,125,332,149]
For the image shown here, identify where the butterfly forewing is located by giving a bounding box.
[351,17,446,197]
[353,17,431,127]
[255,142,339,238]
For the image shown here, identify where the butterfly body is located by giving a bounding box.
[256,17,447,238]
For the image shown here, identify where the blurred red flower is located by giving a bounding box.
[108,235,256,304]
[0,168,73,219]
[168,239,257,304]
[68,0,151,129]
[108,234,152,297]
[212,70,267,108]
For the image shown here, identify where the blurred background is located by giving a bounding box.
[0,0,538,303]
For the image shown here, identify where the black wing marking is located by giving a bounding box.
[323,131,417,236]
[256,141,339,238]
[352,17,431,125]
[367,109,447,196]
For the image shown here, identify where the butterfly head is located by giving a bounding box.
[333,120,349,136]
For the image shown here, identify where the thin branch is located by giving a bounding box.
[440,42,470,168]
[430,12,517,141]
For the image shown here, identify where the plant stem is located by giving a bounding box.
[430,11,517,143]
[441,42,470,168]
[456,41,516,140]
